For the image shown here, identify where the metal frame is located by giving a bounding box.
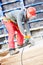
[0,1,43,28]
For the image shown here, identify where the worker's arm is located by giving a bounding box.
[17,10,25,35]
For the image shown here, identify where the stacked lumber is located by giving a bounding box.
[2,0,20,11]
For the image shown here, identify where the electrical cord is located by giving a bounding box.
[21,29,29,65]
[21,46,24,65]
[21,39,28,65]
[21,39,31,65]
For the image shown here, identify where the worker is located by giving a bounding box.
[2,16,24,55]
[2,7,36,55]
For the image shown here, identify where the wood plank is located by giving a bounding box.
[0,44,43,65]
[30,26,43,31]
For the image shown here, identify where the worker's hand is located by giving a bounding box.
[24,35,31,39]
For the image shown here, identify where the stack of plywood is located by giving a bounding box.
[2,0,16,3]
[30,21,43,28]
[0,44,43,65]
[3,2,20,11]
[2,0,20,11]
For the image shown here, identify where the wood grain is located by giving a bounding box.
[0,44,43,65]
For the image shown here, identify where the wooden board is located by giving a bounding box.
[0,44,43,65]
